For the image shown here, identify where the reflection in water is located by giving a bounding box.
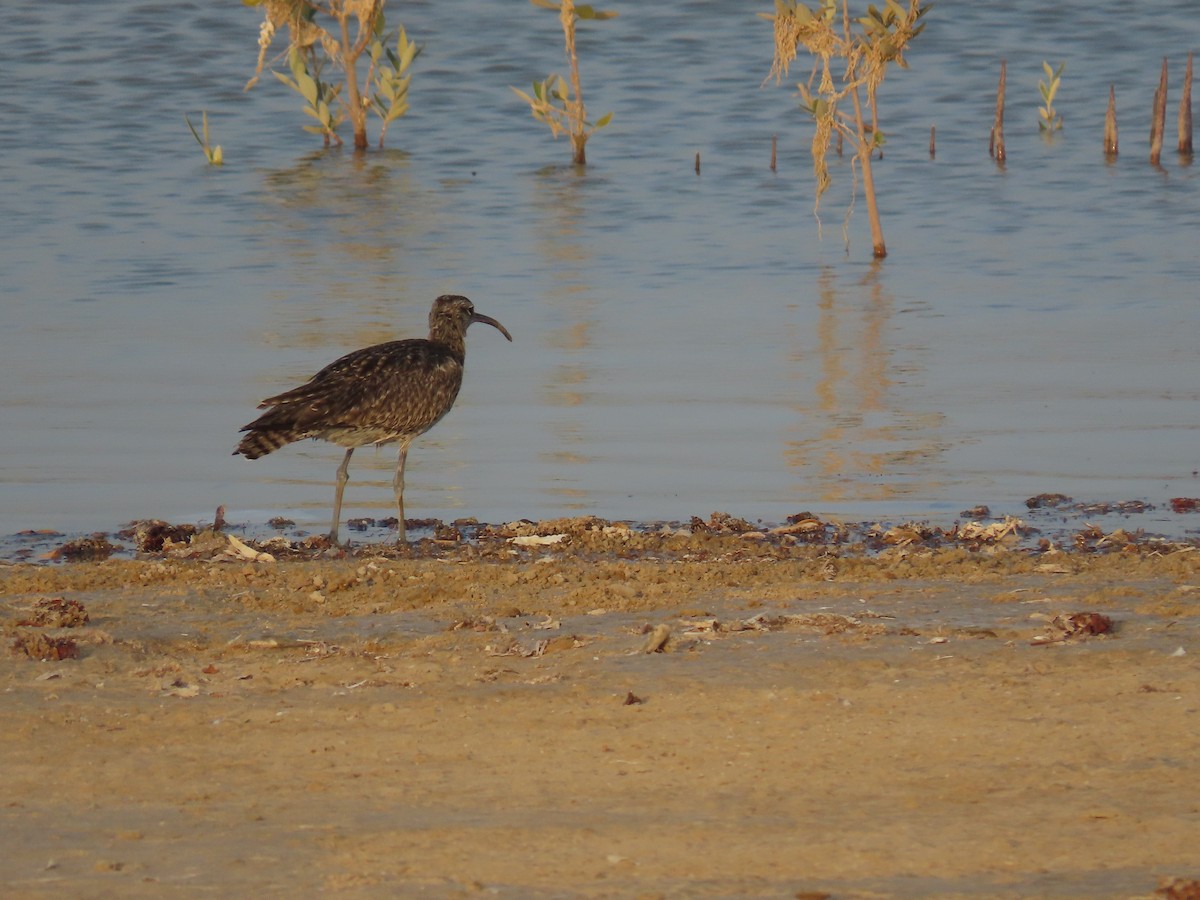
[787,265,945,503]
[255,149,432,356]
[532,167,600,506]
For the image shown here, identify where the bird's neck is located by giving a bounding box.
[428,322,467,360]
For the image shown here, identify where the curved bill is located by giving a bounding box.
[471,311,513,342]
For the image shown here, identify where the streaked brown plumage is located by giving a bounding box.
[235,294,512,544]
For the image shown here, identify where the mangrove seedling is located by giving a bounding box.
[369,26,421,148]
[185,111,224,165]
[763,0,929,259]
[244,1,420,151]
[274,45,344,145]
[512,0,616,165]
[1038,61,1065,134]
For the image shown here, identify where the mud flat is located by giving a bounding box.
[2,516,1199,897]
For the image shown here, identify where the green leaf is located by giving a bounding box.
[297,73,319,106]
[288,47,307,80]
[398,28,421,69]
[530,0,560,8]
[287,50,319,107]
[387,101,408,122]
[594,111,613,128]
[185,114,203,146]
[575,6,618,19]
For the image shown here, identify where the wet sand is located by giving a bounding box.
[2,518,1199,897]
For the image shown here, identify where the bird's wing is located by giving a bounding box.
[253,340,464,434]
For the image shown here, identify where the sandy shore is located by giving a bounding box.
[2,519,1199,897]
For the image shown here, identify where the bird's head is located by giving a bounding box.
[431,294,513,344]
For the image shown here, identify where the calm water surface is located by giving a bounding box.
[2,1,1199,538]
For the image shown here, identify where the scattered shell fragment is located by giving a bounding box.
[485,635,583,657]
[770,518,826,536]
[161,679,200,698]
[954,516,1025,541]
[641,623,671,653]
[224,534,275,563]
[510,534,567,547]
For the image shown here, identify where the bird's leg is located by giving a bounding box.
[393,440,412,543]
[330,448,354,545]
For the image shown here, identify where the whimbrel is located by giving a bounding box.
[234,294,512,544]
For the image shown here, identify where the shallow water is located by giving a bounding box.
[3,1,1199,538]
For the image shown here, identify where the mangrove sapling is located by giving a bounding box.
[185,111,224,165]
[369,26,421,148]
[274,46,344,146]
[1038,61,1065,135]
[762,0,929,259]
[245,1,420,151]
[512,0,616,165]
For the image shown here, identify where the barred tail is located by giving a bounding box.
[234,428,299,460]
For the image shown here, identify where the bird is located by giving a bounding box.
[234,294,512,545]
